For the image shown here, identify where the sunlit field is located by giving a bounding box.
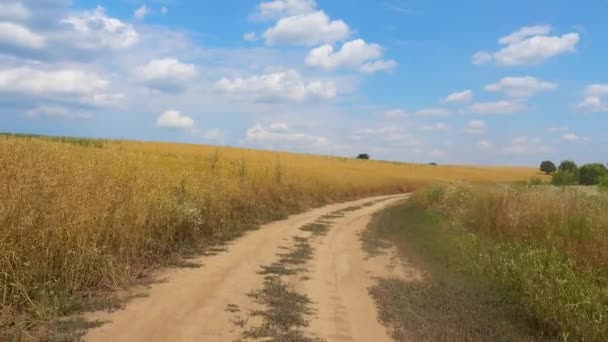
[0,134,540,337]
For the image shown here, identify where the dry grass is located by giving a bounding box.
[0,135,538,338]
[410,183,608,340]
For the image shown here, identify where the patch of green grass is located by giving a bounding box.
[366,204,549,341]
[409,184,608,340]
[246,277,320,341]
[299,222,330,236]
[259,237,314,276]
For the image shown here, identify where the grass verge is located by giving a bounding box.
[366,204,549,341]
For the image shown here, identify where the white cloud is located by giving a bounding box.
[421,122,449,131]
[305,39,396,73]
[384,109,408,118]
[563,133,578,142]
[478,140,493,149]
[562,133,591,143]
[253,0,317,21]
[415,108,451,116]
[577,84,608,112]
[215,69,337,103]
[473,25,579,66]
[25,105,93,120]
[0,2,30,21]
[503,136,552,155]
[465,120,486,135]
[61,6,139,50]
[443,89,473,104]
[243,32,258,41]
[269,122,289,130]
[355,126,415,144]
[0,22,46,49]
[263,11,350,46]
[498,25,552,45]
[134,5,151,21]
[485,76,557,97]
[245,122,329,148]
[0,66,122,107]
[136,58,198,92]
[470,100,525,114]
[472,51,492,65]
[160,7,168,14]
[157,110,195,129]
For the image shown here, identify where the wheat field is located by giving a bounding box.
[0,134,541,335]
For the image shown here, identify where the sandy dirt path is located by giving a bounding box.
[84,194,409,342]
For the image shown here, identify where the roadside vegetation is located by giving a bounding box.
[540,159,608,188]
[0,134,539,339]
[371,183,608,341]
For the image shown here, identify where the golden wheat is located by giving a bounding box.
[0,135,540,336]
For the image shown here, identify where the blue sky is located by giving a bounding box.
[1,0,607,166]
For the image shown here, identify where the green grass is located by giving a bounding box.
[406,184,608,341]
[366,204,546,341]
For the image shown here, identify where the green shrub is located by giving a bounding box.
[551,171,579,186]
[529,177,543,185]
[599,175,608,190]
[579,163,608,185]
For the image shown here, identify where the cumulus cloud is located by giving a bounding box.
[384,109,408,118]
[415,108,451,116]
[472,51,493,65]
[156,110,195,129]
[443,89,473,104]
[472,25,579,66]
[0,66,123,107]
[503,136,552,155]
[134,5,151,21]
[136,58,198,92]
[305,39,396,73]
[354,126,416,144]
[485,76,557,97]
[563,132,591,143]
[470,100,525,114]
[577,84,608,112]
[253,0,317,21]
[0,22,46,49]
[245,122,329,148]
[421,122,449,131]
[214,69,337,103]
[465,120,486,135]
[0,2,30,21]
[263,11,350,46]
[61,6,139,50]
[243,32,258,41]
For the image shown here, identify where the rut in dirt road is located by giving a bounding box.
[84,194,409,342]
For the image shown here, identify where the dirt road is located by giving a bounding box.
[85,194,410,342]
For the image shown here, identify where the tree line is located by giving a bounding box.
[540,160,608,186]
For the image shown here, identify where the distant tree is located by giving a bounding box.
[356,153,370,160]
[539,160,557,175]
[429,162,438,166]
[579,163,608,185]
[558,160,578,174]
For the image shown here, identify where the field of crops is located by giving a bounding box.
[0,134,540,337]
